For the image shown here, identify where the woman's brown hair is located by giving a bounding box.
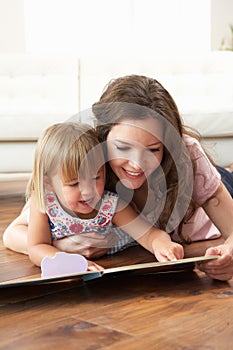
[93,74,206,242]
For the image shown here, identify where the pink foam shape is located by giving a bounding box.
[41,252,88,278]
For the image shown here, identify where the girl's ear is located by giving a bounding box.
[44,176,53,191]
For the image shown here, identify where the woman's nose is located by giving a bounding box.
[128,159,142,170]
[128,151,144,169]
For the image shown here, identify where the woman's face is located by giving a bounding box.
[106,117,164,189]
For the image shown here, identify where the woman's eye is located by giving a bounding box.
[92,176,100,181]
[115,145,130,151]
[149,148,160,153]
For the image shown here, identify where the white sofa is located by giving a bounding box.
[0,52,233,195]
[0,54,79,195]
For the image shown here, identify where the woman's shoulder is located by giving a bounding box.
[182,135,221,205]
[182,134,202,149]
[182,134,209,160]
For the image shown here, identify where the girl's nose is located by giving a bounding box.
[79,181,93,196]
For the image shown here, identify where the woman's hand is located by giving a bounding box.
[197,243,233,281]
[53,231,118,259]
[152,240,184,262]
[200,183,233,280]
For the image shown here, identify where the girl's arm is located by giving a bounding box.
[3,200,30,254]
[28,195,104,271]
[27,195,60,267]
[200,183,233,280]
[112,200,184,261]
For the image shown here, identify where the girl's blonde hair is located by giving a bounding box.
[27,122,103,212]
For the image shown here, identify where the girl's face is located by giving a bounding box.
[106,117,163,189]
[48,167,105,218]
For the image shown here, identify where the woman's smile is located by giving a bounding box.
[122,168,144,178]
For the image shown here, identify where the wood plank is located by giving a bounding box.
[0,194,233,350]
[0,317,132,350]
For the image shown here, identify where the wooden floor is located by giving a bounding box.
[1,195,233,349]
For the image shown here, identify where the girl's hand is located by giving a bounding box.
[87,260,104,271]
[197,244,233,281]
[152,240,184,262]
[53,231,117,259]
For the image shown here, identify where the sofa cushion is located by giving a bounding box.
[0,142,35,172]
[79,52,233,140]
[0,54,79,140]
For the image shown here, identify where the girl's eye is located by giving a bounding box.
[92,175,100,181]
[68,182,79,187]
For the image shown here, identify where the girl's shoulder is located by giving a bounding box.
[45,191,58,208]
[103,190,119,200]
[99,190,119,215]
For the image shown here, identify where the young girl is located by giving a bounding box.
[25,121,183,269]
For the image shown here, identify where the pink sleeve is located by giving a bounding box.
[184,136,221,206]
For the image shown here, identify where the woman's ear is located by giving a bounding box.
[44,176,53,191]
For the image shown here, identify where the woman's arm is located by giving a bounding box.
[200,183,233,280]
[203,183,233,242]
[112,200,184,261]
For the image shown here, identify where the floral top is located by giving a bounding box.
[46,190,119,240]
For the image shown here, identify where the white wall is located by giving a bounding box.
[0,0,232,54]
[211,0,233,50]
[0,0,25,53]
[23,0,211,55]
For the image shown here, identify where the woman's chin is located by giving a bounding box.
[120,178,144,190]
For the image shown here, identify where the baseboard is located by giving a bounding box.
[0,173,31,197]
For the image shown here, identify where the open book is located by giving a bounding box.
[0,255,218,288]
